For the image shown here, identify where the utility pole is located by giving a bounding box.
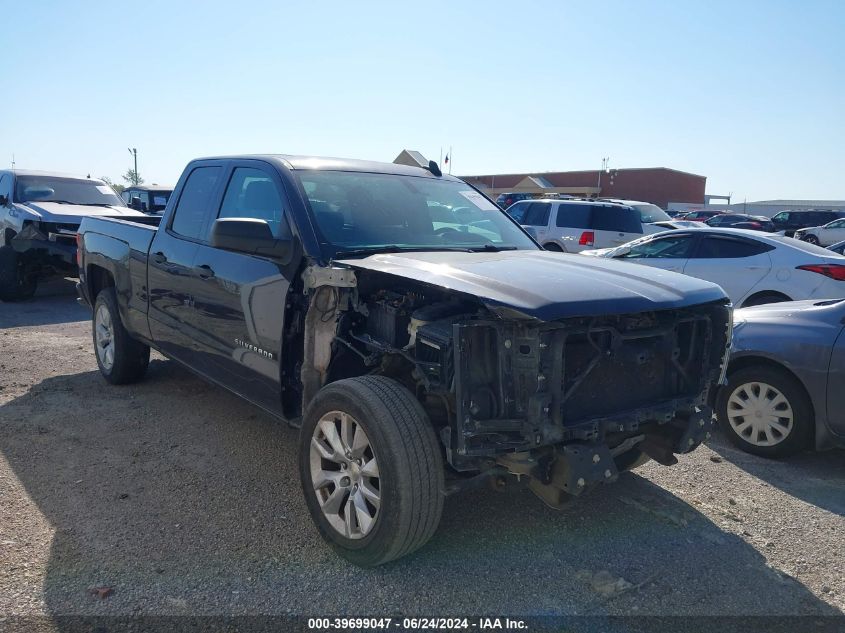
[597,157,609,193]
[10,154,15,168]
[127,147,138,185]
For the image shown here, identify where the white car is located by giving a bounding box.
[794,218,845,246]
[581,227,845,307]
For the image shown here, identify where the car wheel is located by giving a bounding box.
[716,366,812,457]
[741,292,790,308]
[299,376,444,566]
[0,245,37,301]
[93,288,150,384]
[803,235,820,245]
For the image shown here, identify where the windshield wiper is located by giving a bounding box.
[468,244,519,252]
[333,245,473,258]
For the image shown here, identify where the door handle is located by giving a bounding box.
[151,252,168,265]
[193,264,215,279]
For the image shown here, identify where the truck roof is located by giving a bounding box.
[125,185,174,191]
[0,169,107,182]
[192,154,463,180]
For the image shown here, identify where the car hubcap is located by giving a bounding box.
[309,411,381,539]
[95,304,115,371]
[726,381,794,446]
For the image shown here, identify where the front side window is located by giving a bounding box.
[14,175,124,206]
[772,212,790,223]
[506,201,530,223]
[620,234,694,259]
[170,167,222,240]
[217,167,287,238]
[298,171,537,257]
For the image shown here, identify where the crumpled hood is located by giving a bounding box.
[20,201,145,224]
[337,250,727,320]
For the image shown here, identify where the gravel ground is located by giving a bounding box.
[0,281,843,628]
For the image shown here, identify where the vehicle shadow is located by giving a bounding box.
[0,361,841,624]
[708,433,845,517]
[0,279,87,328]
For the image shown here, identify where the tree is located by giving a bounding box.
[101,176,125,194]
[122,169,144,187]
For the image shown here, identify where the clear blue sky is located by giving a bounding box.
[1,0,842,203]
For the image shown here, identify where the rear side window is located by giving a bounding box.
[522,202,551,226]
[170,167,222,240]
[695,236,772,258]
[217,167,287,238]
[591,205,643,233]
[556,203,592,229]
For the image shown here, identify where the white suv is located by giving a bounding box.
[507,199,646,252]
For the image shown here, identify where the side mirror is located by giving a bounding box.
[210,218,291,260]
[0,194,8,206]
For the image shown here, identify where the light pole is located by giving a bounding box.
[127,147,138,185]
[597,157,609,193]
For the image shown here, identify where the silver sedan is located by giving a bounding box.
[717,299,845,456]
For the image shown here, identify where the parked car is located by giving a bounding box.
[705,213,774,232]
[581,227,845,307]
[717,299,845,456]
[678,210,724,222]
[0,169,146,300]
[651,220,706,230]
[507,198,645,252]
[76,154,731,566]
[598,198,672,224]
[770,209,845,237]
[122,185,174,214]
[793,218,845,246]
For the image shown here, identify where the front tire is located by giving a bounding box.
[0,245,37,301]
[716,365,812,457]
[803,235,820,245]
[93,288,150,384]
[299,376,444,566]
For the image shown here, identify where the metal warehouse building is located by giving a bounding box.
[461,167,706,209]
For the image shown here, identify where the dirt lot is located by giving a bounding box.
[1,281,843,628]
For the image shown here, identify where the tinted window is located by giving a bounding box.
[826,219,845,229]
[772,212,790,223]
[129,190,150,212]
[0,174,10,200]
[522,202,551,226]
[556,203,592,229]
[621,234,694,259]
[591,205,643,233]
[507,201,531,223]
[218,167,286,237]
[170,167,221,240]
[695,237,771,258]
[151,192,170,213]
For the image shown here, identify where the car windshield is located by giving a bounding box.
[632,203,671,223]
[298,171,538,256]
[15,175,124,206]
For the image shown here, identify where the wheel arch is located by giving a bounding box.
[740,290,792,308]
[86,263,115,302]
[725,354,816,442]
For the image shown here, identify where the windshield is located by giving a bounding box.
[15,176,125,206]
[633,203,671,223]
[298,171,538,256]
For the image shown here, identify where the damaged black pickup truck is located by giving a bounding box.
[76,155,732,566]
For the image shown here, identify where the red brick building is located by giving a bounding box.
[461,167,706,210]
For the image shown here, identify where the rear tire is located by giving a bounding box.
[93,288,150,384]
[299,376,444,566]
[716,365,812,457]
[0,245,37,301]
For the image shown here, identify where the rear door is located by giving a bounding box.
[590,204,644,248]
[682,235,773,304]
[187,162,294,414]
[613,232,696,273]
[147,164,224,363]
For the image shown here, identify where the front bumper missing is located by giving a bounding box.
[497,405,715,509]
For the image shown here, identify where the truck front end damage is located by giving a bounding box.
[302,257,731,507]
